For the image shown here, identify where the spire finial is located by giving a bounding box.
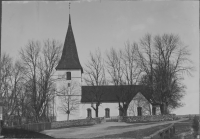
[69,2,71,25]
[69,2,71,14]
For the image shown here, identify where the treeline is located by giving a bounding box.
[0,39,62,125]
[0,33,194,124]
[84,33,194,117]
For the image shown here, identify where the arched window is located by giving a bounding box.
[105,108,110,118]
[87,108,92,118]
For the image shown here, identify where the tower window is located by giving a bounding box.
[66,72,71,80]
[68,83,70,87]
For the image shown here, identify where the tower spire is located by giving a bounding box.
[69,2,71,25]
[56,4,83,73]
[69,2,71,14]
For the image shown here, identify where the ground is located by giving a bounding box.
[1,127,54,138]
[42,118,187,138]
[171,119,195,139]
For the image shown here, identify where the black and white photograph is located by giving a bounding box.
[0,0,199,138]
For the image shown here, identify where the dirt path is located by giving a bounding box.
[42,118,187,138]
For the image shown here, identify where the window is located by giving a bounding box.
[66,72,71,80]
[68,83,70,87]
[87,108,92,118]
[105,108,110,118]
[137,107,142,116]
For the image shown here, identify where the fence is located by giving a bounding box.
[19,122,51,132]
[123,114,177,123]
[105,116,119,122]
[10,117,105,132]
[143,123,175,139]
[102,115,177,123]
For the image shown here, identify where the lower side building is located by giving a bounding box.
[55,85,160,121]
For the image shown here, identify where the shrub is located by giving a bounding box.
[192,115,199,132]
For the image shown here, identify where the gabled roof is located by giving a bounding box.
[56,14,83,73]
[81,85,154,104]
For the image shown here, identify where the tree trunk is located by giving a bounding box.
[67,113,69,121]
[119,108,123,116]
[95,106,99,117]
[123,104,128,116]
[35,115,39,123]
[160,104,163,115]
[123,109,127,116]
[160,103,167,115]
[165,102,168,114]
[91,103,99,117]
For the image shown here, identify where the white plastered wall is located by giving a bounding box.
[127,92,161,116]
[55,69,82,121]
[128,92,152,116]
[80,103,119,118]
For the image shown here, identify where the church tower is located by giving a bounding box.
[55,12,83,121]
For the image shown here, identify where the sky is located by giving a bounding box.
[1,1,199,115]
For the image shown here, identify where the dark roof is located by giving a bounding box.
[56,14,83,73]
[81,85,154,104]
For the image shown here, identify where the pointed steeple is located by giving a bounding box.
[56,14,83,73]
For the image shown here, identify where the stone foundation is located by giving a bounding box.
[51,117,105,129]
[11,117,105,132]
[123,114,177,123]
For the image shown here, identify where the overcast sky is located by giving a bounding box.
[2,1,199,115]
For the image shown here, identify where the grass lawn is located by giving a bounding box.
[2,127,54,138]
[96,123,171,139]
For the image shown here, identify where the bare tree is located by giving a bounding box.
[122,42,141,85]
[37,39,62,121]
[57,82,80,121]
[0,54,28,125]
[8,60,26,124]
[106,48,126,116]
[106,48,124,85]
[20,40,40,122]
[136,33,194,114]
[0,53,12,98]
[20,39,61,122]
[0,53,14,123]
[106,44,141,116]
[84,48,107,117]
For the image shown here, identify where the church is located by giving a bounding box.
[54,13,160,121]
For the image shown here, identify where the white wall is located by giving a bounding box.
[55,69,82,121]
[54,70,161,121]
[127,92,161,116]
[56,69,82,89]
[80,103,119,118]
[55,96,83,121]
[128,92,152,116]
